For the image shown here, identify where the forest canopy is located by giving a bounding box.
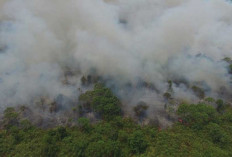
[0,84,232,157]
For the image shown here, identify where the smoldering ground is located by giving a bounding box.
[0,0,231,127]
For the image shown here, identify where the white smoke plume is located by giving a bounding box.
[0,0,231,125]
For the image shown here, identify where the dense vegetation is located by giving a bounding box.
[0,84,232,157]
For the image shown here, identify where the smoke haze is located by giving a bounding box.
[0,0,231,125]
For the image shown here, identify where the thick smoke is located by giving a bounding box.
[0,0,232,126]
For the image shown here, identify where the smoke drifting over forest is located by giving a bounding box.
[0,0,231,126]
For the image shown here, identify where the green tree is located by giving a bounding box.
[128,130,148,154]
[216,99,225,113]
[79,83,122,120]
[85,140,122,157]
[3,107,19,130]
[206,123,229,146]
[41,133,59,157]
[177,103,218,130]
[78,117,92,133]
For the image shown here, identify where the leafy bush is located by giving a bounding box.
[128,130,148,154]
[177,103,219,129]
[79,83,121,120]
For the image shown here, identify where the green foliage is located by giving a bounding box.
[223,57,231,62]
[85,140,121,157]
[177,103,218,130]
[206,123,229,146]
[78,117,92,133]
[128,130,148,154]
[94,122,118,140]
[20,120,33,131]
[216,99,226,113]
[60,137,88,157]
[79,83,121,120]
[155,130,192,156]
[221,109,232,122]
[205,97,215,103]
[1,96,232,157]
[3,107,19,129]
[41,131,60,157]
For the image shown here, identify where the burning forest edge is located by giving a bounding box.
[0,64,232,129]
[0,83,232,156]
